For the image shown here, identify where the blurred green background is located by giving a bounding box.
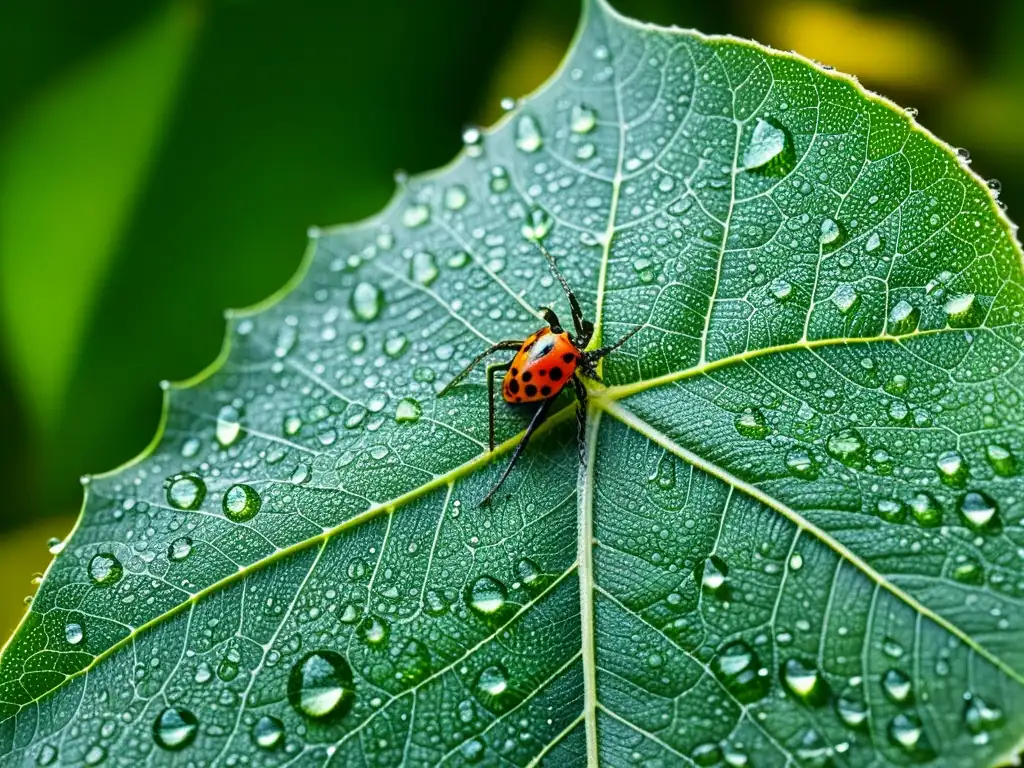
[0,0,1020,639]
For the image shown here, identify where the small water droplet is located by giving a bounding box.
[691,743,723,766]
[735,408,769,439]
[789,553,803,571]
[882,668,913,703]
[985,444,1016,477]
[952,557,984,585]
[700,555,729,595]
[831,283,859,314]
[444,184,468,211]
[166,474,206,510]
[936,450,968,487]
[467,576,508,616]
[835,688,869,730]
[402,204,430,229]
[476,664,509,698]
[251,715,284,750]
[215,404,242,446]
[395,398,422,424]
[521,207,552,241]
[964,694,1004,739]
[958,491,1000,532]
[865,232,882,252]
[489,166,509,192]
[168,536,193,562]
[223,484,262,523]
[743,118,787,170]
[36,745,58,766]
[351,282,383,321]
[819,217,841,245]
[360,615,390,646]
[515,114,543,153]
[288,651,355,720]
[770,277,792,301]
[152,707,199,751]
[46,537,64,555]
[945,293,980,327]
[410,251,439,286]
[65,623,83,645]
[88,553,123,586]
[424,589,449,616]
[876,499,906,523]
[84,745,105,765]
[908,492,942,527]
[712,640,770,704]
[786,449,819,480]
[826,428,867,468]
[516,557,544,589]
[396,638,431,685]
[887,300,920,335]
[384,332,409,358]
[570,104,597,134]
[888,713,935,760]
[781,658,829,705]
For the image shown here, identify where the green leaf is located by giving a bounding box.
[2,1,1022,764]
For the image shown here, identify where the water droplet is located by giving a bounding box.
[786,449,819,480]
[936,450,968,487]
[84,745,105,765]
[288,651,355,720]
[789,553,804,571]
[985,444,1016,477]
[888,713,934,760]
[460,739,485,763]
[735,408,769,439]
[251,715,284,750]
[908,492,942,527]
[865,232,882,252]
[166,474,206,510]
[395,638,431,685]
[65,623,83,645]
[218,649,241,681]
[410,251,439,286]
[887,300,920,335]
[46,537,64,555]
[945,293,980,327]
[521,207,552,241]
[712,640,770,704]
[395,398,422,424]
[516,557,544,589]
[831,283,859,314]
[360,615,389,646]
[223,484,262,523]
[691,743,723,766]
[88,553,123,586]
[570,103,597,134]
[351,282,383,322]
[215,404,242,446]
[36,745,58,766]
[489,166,509,192]
[885,374,909,396]
[648,452,677,490]
[700,555,729,595]
[168,536,193,562]
[876,499,906,523]
[152,707,199,751]
[826,428,867,468]
[819,217,841,245]
[958,491,1000,532]
[423,589,449,616]
[576,142,596,160]
[781,658,829,705]
[770,278,792,301]
[743,118,787,170]
[882,668,913,703]
[835,688,869,730]
[515,114,543,153]
[952,557,984,585]
[402,204,430,229]
[443,184,468,211]
[964,694,1004,739]
[467,576,508,617]
[476,664,509,697]
[384,333,408,358]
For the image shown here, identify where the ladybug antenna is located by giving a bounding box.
[532,240,589,343]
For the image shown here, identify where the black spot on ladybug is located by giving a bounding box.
[522,371,533,383]
[538,369,546,377]
[562,353,576,363]
[549,366,563,381]
[541,386,552,397]
[508,379,520,394]
[525,384,538,398]
[515,396,522,403]
[511,368,518,376]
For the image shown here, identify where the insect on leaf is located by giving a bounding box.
[2,1,1023,765]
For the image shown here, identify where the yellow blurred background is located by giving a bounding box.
[0,0,1021,640]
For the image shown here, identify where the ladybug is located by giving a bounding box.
[439,243,640,504]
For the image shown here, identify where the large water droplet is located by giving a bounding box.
[781,658,829,706]
[65,623,83,645]
[876,499,906,523]
[36,744,58,766]
[700,555,729,596]
[215,404,242,447]
[831,283,859,314]
[691,743,723,766]
[882,668,913,703]
[888,713,934,760]
[521,207,553,241]
[735,408,769,439]
[152,707,199,751]
[786,449,819,480]
[712,640,770,704]
[570,104,597,134]
[515,114,543,153]
[945,293,981,327]
[395,398,422,424]
[826,428,867,468]
[168,536,193,562]
[819,217,841,245]
[476,664,509,698]
[963,694,1004,741]
[402,204,430,229]
[835,687,869,730]
[908,492,942,528]
[410,251,439,286]
[467,576,508,617]
[952,557,984,585]
[288,650,355,720]
[865,232,883,252]
[985,444,1017,477]
[223,484,262,523]
[443,184,468,211]
[360,615,390,646]
[166,474,206,510]
[88,553,123,586]
[351,282,383,322]
[937,450,968,487]
[958,491,1000,532]
[251,715,284,750]
[887,300,920,335]
[742,118,787,170]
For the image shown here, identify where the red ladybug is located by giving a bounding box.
[439,243,640,504]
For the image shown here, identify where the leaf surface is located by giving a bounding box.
[2,2,1023,765]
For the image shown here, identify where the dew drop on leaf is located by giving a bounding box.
[936,450,968,487]
[443,184,468,211]
[780,657,829,706]
[287,650,355,720]
[882,668,913,703]
[514,114,543,153]
[908,492,943,528]
[64,623,83,645]
[952,557,984,585]
[521,207,553,241]
[351,281,383,321]
[570,103,597,134]
[958,491,1000,532]
[735,408,769,439]
[395,398,422,424]
[215,404,242,446]
[819,217,841,245]
[167,536,193,562]
[699,555,728,595]
[410,251,439,286]
[166,474,206,510]
[887,300,920,335]
[831,283,859,314]
[222,484,262,523]
[742,118,786,170]
[489,166,509,192]
[88,553,123,587]
[476,664,509,698]
[876,499,906,523]
[865,232,882,252]
[402,204,430,229]
[887,713,934,760]
[826,428,866,467]
[251,715,284,750]
[785,449,819,480]
[985,444,1017,477]
[467,576,508,616]
[360,615,390,646]
[152,707,199,751]
[712,640,769,704]
[963,694,1004,740]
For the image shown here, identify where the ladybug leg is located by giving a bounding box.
[583,324,643,364]
[572,376,588,463]
[538,306,563,333]
[486,361,512,451]
[480,398,555,506]
[534,242,593,346]
[437,340,523,397]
